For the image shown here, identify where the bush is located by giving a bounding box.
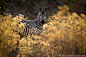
[0,5,86,57]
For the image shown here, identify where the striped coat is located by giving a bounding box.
[18,8,47,37]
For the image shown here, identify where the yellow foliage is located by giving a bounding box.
[0,5,86,57]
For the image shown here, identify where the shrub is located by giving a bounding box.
[0,5,86,57]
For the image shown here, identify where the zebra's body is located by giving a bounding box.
[13,8,47,47]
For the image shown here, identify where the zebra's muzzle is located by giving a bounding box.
[41,20,46,24]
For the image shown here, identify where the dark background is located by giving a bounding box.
[0,0,86,19]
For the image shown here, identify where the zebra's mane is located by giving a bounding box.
[21,12,41,23]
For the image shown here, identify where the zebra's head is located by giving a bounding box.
[39,8,47,24]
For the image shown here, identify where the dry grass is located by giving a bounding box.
[0,5,86,57]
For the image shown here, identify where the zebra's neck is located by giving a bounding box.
[36,12,41,22]
[34,12,41,27]
[36,12,46,30]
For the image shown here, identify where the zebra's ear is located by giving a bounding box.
[45,8,47,12]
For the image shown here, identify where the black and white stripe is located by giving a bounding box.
[14,8,47,38]
[13,8,47,49]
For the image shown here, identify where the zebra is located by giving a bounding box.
[14,8,47,38]
[12,8,47,53]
